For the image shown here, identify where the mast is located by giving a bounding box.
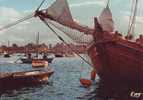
[36,32,39,58]
[8,40,10,47]
[98,0,114,32]
[127,0,138,39]
[107,0,110,7]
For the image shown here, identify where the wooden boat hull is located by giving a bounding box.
[32,59,48,68]
[0,69,54,92]
[87,18,143,83]
[20,58,32,64]
[55,54,63,57]
[88,39,143,83]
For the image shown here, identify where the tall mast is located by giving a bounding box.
[8,40,10,47]
[36,32,39,46]
[107,0,110,7]
[127,0,138,39]
[36,32,39,58]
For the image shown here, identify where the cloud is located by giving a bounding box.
[70,1,106,8]
[0,6,62,45]
[0,7,21,18]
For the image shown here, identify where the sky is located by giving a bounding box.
[0,0,143,46]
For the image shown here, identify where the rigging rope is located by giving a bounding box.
[0,13,34,31]
[46,20,93,44]
[40,18,93,67]
[36,0,47,11]
[0,0,47,31]
[127,0,138,36]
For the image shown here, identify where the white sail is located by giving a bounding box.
[46,0,74,26]
[99,5,114,32]
[38,0,94,44]
[45,0,94,34]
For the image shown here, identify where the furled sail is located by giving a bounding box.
[37,0,94,44]
[46,0,94,34]
[98,5,114,32]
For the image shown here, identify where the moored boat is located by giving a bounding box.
[20,57,54,64]
[1,0,143,84]
[55,53,63,57]
[32,59,48,68]
[34,0,143,84]
[3,52,10,58]
[20,57,32,64]
[0,68,54,91]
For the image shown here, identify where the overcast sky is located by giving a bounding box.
[0,0,143,46]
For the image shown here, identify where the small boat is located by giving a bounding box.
[20,57,32,64]
[20,33,54,64]
[3,53,10,58]
[32,59,48,68]
[80,78,92,87]
[20,56,54,64]
[3,52,10,58]
[0,69,54,91]
[55,54,63,57]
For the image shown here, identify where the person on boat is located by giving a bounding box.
[125,34,133,40]
[136,34,143,44]
[43,53,47,59]
[28,53,32,59]
[114,31,122,37]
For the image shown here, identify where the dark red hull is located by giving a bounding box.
[0,69,54,92]
[88,18,143,83]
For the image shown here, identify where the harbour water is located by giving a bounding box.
[0,55,93,100]
[0,55,143,100]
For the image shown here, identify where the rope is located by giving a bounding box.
[41,18,93,67]
[0,0,47,31]
[54,20,92,44]
[127,0,138,36]
[0,13,34,31]
[36,0,47,11]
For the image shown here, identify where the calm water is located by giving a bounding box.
[0,55,143,100]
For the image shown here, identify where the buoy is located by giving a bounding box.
[90,69,96,81]
[80,78,92,87]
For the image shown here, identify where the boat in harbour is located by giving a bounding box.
[34,0,143,84]
[20,33,54,64]
[20,55,54,64]
[32,59,48,68]
[3,52,10,58]
[0,68,54,92]
[1,0,143,84]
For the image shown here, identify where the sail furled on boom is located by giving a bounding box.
[45,0,94,34]
[37,0,94,44]
[98,4,114,32]
[46,0,73,26]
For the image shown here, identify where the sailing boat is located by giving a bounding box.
[20,32,54,64]
[34,0,143,84]
[31,32,48,68]
[1,0,143,83]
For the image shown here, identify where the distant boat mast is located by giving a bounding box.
[36,32,40,58]
[107,0,110,7]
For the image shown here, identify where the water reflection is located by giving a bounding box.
[79,80,143,100]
